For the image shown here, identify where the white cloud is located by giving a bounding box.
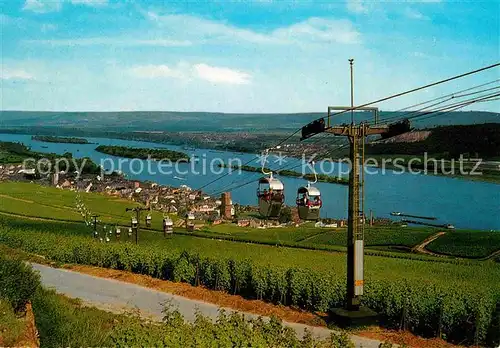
[129,63,251,85]
[25,38,192,47]
[145,11,360,46]
[273,18,361,44]
[346,0,368,14]
[69,0,108,6]
[129,65,184,79]
[23,0,62,13]
[0,69,35,80]
[405,8,430,20]
[41,23,57,32]
[22,0,107,13]
[145,12,275,44]
[193,64,251,85]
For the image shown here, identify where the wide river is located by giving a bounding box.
[2,133,499,231]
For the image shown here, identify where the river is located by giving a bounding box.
[1,133,499,231]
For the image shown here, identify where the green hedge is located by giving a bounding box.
[0,254,40,312]
[1,227,499,346]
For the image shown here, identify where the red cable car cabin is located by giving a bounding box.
[296,185,321,221]
[257,176,284,219]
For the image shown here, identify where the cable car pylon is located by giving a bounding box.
[300,59,409,325]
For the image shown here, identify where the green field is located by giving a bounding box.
[426,230,500,258]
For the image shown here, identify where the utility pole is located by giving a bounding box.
[126,207,150,245]
[349,58,354,124]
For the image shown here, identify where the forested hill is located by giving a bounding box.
[367,123,500,159]
[0,110,498,133]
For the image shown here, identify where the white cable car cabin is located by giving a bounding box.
[163,216,173,235]
[296,185,322,221]
[257,176,284,219]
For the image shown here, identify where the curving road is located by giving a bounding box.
[31,263,383,348]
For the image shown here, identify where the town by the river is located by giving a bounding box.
[1,133,499,231]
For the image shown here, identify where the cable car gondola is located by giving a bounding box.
[256,149,285,219]
[296,162,322,221]
[163,215,173,236]
[257,175,284,218]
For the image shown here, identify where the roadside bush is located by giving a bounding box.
[0,254,40,312]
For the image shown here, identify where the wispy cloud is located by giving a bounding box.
[0,69,35,80]
[24,38,192,47]
[22,0,107,13]
[23,0,62,13]
[69,0,108,6]
[405,8,430,20]
[129,65,184,79]
[145,11,361,45]
[145,11,275,44]
[41,23,57,32]
[346,0,368,14]
[193,64,251,85]
[273,18,361,44]
[129,63,251,85]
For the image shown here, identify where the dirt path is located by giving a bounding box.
[480,248,500,261]
[0,211,80,224]
[295,230,330,243]
[412,232,447,257]
[0,193,34,203]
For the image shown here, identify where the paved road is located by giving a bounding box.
[32,263,383,348]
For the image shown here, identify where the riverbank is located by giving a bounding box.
[218,163,349,185]
[366,154,500,184]
[32,135,91,144]
[95,145,190,162]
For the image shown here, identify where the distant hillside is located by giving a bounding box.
[0,110,498,133]
[367,123,500,159]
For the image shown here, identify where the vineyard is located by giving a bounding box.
[1,215,499,346]
[297,226,435,248]
[426,230,500,258]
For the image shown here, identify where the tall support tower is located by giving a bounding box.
[301,59,389,323]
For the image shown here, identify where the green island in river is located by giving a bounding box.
[32,135,91,144]
[95,145,190,162]
[219,163,348,185]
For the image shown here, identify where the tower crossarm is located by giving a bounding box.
[324,125,389,137]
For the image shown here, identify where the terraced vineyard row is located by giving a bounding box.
[426,230,500,258]
[1,215,499,346]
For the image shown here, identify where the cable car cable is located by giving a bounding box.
[200,63,499,194]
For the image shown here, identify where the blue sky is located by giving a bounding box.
[1,0,498,112]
